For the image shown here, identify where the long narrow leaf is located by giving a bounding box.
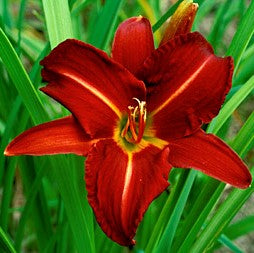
[155,170,197,253]
[0,226,16,253]
[186,105,254,252]
[14,160,48,251]
[145,170,189,252]
[0,97,22,184]
[0,27,48,124]
[42,0,73,48]
[152,0,184,32]
[217,234,243,253]
[223,215,254,241]
[88,0,124,50]
[0,24,95,253]
[0,158,17,231]
[207,75,254,134]
[232,111,254,157]
[176,106,254,252]
[226,0,254,71]
[189,170,254,253]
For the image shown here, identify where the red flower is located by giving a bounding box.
[5,17,251,246]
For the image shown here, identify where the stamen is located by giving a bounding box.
[128,107,138,141]
[121,98,147,144]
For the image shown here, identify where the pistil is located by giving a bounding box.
[121,98,147,144]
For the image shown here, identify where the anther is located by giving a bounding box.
[121,98,147,144]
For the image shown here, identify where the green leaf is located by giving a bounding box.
[234,55,254,85]
[0,23,95,253]
[226,0,254,71]
[217,234,243,253]
[5,27,44,62]
[174,181,224,253]
[189,169,254,253]
[207,75,254,134]
[87,0,124,50]
[16,0,27,55]
[0,158,18,231]
[187,106,254,252]
[14,159,48,252]
[223,215,254,241]
[0,226,16,253]
[207,0,232,50]
[0,27,48,124]
[42,0,73,48]
[231,110,254,156]
[1,0,12,28]
[193,0,220,30]
[145,170,189,252]
[71,0,94,16]
[19,157,53,252]
[176,105,254,252]
[0,97,22,184]
[154,170,197,253]
[152,0,184,33]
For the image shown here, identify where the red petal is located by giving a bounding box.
[5,116,93,156]
[167,130,252,189]
[112,17,154,76]
[40,39,146,138]
[85,139,171,245]
[138,32,233,140]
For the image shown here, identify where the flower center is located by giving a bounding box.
[121,98,147,144]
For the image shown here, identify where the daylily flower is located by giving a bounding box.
[160,0,198,45]
[5,16,251,246]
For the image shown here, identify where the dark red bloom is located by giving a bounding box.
[5,17,251,246]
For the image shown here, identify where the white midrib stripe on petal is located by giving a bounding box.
[121,154,133,228]
[62,71,122,118]
[152,55,213,116]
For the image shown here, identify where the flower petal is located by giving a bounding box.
[138,32,233,140]
[5,116,94,156]
[85,139,171,245]
[159,0,198,45]
[167,130,252,188]
[40,39,146,138]
[112,16,154,76]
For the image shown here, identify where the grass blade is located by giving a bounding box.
[184,108,254,252]
[217,234,243,253]
[0,157,18,231]
[1,24,95,253]
[193,0,220,30]
[16,0,27,55]
[226,0,254,71]
[14,159,48,252]
[0,27,48,124]
[154,170,197,253]
[0,97,22,184]
[223,215,254,241]
[189,170,254,253]
[231,111,254,157]
[152,0,183,33]
[175,79,254,252]
[145,170,189,252]
[0,226,16,253]
[207,0,232,50]
[42,0,73,48]
[88,0,124,50]
[207,75,254,134]
[175,182,224,253]
[19,157,53,252]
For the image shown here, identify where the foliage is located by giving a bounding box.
[0,0,254,252]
